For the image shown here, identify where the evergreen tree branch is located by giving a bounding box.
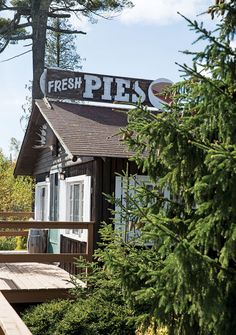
[127,186,236,277]
[176,62,232,98]
[178,11,235,56]
[0,8,31,17]
[0,13,30,35]
[125,191,181,242]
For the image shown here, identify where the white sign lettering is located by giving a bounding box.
[42,69,173,108]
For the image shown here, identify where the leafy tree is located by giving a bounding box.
[9,136,21,160]
[0,149,33,212]
[0,0,133,99]
[88,1,236,334]
[0,149,33,250]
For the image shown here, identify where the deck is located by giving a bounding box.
[0,261,76,303]
[0,213,93,335]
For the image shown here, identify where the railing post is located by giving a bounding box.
[86,222,94,262]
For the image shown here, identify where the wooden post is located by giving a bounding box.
[87,222,94,262]
[93,158,102,248]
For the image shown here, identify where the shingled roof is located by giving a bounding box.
[14,99,132,176]
[36,100,131,158]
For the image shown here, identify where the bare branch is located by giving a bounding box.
[0,6,23,11]
[49,7,83,13]
[15,22,31,29]
[46,26,86,35]
[0,39,10,53]
[48,12,71,19]
[23,43,32,47]
[9,34,33,41]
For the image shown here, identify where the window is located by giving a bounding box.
[49,173,59,221]
[115,175,169,242]
[115,175,150,241]
[35,182,49,221]
[68,182,84,236]
[64,175,91,242]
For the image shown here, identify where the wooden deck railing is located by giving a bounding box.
[0,212,96,335]
[0,292,32,335]
[0,212,33,237]
[0,218,95,263]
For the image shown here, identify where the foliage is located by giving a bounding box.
[84,1,236,334]
[23,258,136,335]
[22,300,72,335]
[0,237,16,250]
[0,149,33,250]
[15,235,27,249]
[19,1,236,334]
[0,150,33,212]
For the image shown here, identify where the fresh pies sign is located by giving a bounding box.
[40,68,172,109]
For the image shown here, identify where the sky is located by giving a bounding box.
[0,0,212,157]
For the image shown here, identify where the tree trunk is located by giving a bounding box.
[31,0,51,100]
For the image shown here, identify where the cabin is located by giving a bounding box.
[14,68,172,273]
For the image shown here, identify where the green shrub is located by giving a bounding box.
[22,300,71,335]
[23,295,135,335]
[22,256,136,335]
[56,296,135,335]
[0,237,16,250]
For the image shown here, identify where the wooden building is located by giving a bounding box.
[14,69,171,271]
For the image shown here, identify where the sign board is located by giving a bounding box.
[40,68,172,109]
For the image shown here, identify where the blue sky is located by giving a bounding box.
[0,0,211,157]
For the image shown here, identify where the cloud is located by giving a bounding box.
[120,0,209,25]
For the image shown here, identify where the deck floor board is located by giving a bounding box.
[0,262,76,303]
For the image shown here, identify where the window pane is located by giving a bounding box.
[68,182,84,237]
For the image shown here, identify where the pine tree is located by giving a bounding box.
[95,1,236,334]
[0,0,132,99]
[21,18,82,130]
[45,18,82,70]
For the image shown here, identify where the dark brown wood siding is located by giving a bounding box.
[91,157,141,245]
[64,160,94,178]
[33,142,68,176]
[60,235,86,274]
[35,154,140,273]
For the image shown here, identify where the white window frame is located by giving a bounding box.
[35,181,50,221]
[115,175,169,242]
[62,175,91,242]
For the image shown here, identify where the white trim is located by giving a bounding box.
[35,181,50,221]
[62,175,91,242]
